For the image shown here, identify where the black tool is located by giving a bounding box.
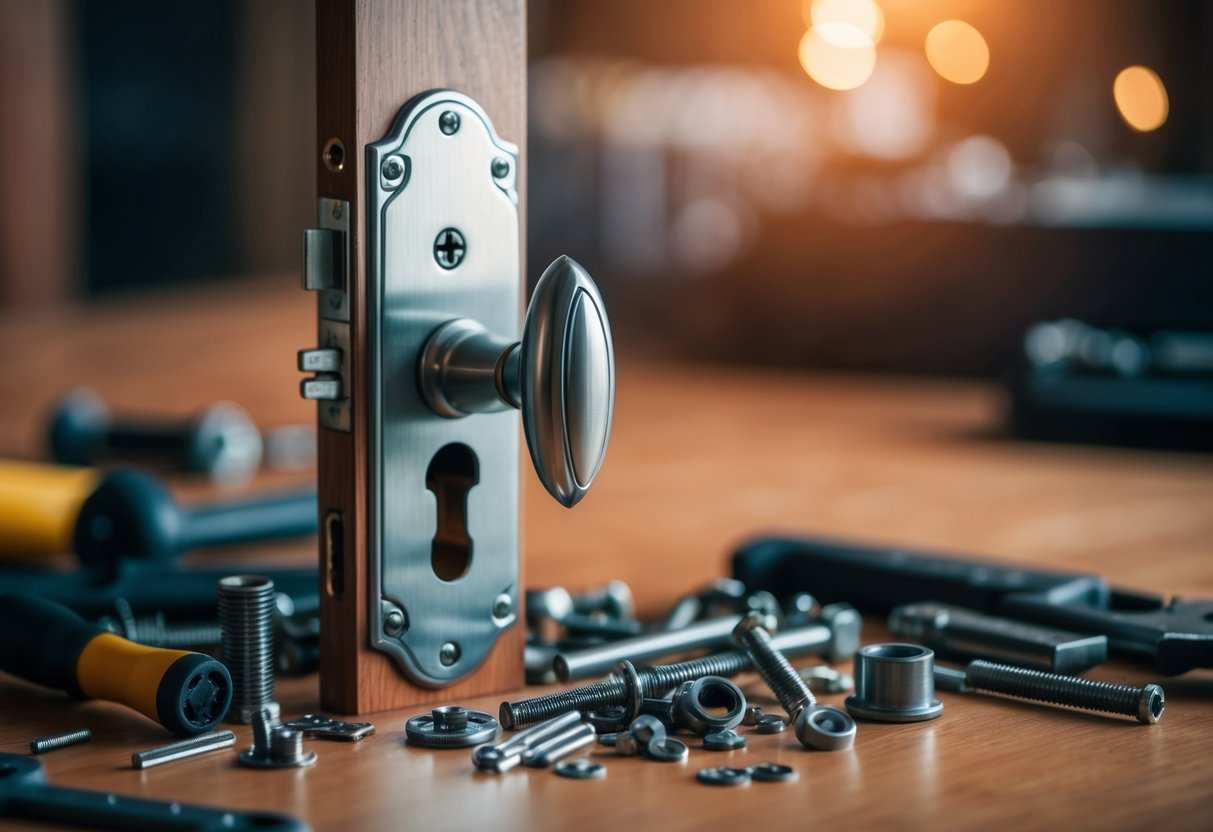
[0,593,231,736]
[0,753,310,831]
[73,468,317,573]
[732,535,1213,675]
[0,562,318,621]
[888,602,1107,674]
[48,387,265,482]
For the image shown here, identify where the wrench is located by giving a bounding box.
[0,754,310,832]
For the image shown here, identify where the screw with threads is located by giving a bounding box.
[29,728,91,755]
[503,630,825,730]
[732,612,816,722]
[131,730,236,769]
[963,660,1165,724]
[218,575,279,723]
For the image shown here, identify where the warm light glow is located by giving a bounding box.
[924,20,989,85]
[806,0,885,44]
[799,24,877,91]
[1113,66,1168,132]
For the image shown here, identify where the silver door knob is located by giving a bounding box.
[419,255,614,508]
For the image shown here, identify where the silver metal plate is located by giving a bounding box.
[314,198,351,432]
[365,91,520,686]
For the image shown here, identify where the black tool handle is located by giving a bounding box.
[0,592,100,694]
[182,491,318,551]
[731,535,1109,614]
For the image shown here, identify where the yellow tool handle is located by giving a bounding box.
[77,634,193,725]
[0,459,99,558]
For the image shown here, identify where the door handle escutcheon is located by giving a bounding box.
[418,255,614,507]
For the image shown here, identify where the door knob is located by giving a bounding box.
[419,255,614,508]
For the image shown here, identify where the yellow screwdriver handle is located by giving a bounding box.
[0,459,100,559]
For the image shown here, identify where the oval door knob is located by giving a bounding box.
[418,256,615,508]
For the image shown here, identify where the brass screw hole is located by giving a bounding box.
[322,138,345,173]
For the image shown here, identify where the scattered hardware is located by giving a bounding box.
[703,729,747,751]
[472,711,583,773]
[98,598,222,650]
[799,664,854,694]
[939,659,1165,724]
[585,704,633,733]
[219,575,280,723]
[628,715,665,744]
[281,714,376,741]
[571,581,635,620]
[47,388,264,483]
[131,731,237,769]
[29,728,91,755]
[597,732,618,746]
[646,736,689,762]
[522,722,597,768]
[406,706,499,749]
[742,706,766,726]
[750,763,797,783]
[639,676,747,736]
[889,602,1108,674]
[554,615,756,682]
[846,643,943,723]
[0,753,311,831]
[554,758,606,779]
[502,614,860,729]
[753,715,787,734]
[697,766,751,787]
[795,706,857,751]
[239,710,317,769]
[732,535,1213,675]
[0,592,231,736]
[614,732,641,756]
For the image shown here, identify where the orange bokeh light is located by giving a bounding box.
[805,0,885,44]
[1113,66,1168,132]
[924,20,989,85]
[799,24,877,91]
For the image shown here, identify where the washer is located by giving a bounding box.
[697,766,751,787]
[405,707,500,748]
[554,758,606,780]
[750,763,797,783]
[646,736,689,762]
[754,714,787,734]
[795,706,857,752]
[703,730,747,751]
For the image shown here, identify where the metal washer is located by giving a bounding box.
[237,748,317,769]
[554,758,606,780]
[750,763,797,783]
[646,736,689,762]
[703,730,747,751]
[405,708,499,748]
[697,766,751,787]
[754,714,787,734]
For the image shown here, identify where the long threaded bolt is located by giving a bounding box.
[964,660,1165,724]
[503,628,829,730]
[732,612,816,721]
[218,575,279,723]
[29,728,92,754]
[131,730,236,769]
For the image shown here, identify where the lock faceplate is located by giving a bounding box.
[365,91,520,686]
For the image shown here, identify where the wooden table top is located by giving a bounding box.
[2,276,1211,831]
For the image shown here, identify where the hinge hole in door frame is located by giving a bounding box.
[427,443,478,582]
[324,510,345,597]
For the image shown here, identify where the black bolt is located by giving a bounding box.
[964,660,1165,724]
[732,612,815,721]
[29,728,92,755]
[433,227,467,269]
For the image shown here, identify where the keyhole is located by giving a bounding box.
[427,443,477,581]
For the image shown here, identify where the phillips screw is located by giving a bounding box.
[29,728,91,755]
[961,659,1165,724]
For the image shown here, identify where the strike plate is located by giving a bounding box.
[365,90,520,686]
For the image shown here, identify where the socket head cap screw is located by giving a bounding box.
[1139,684,1165,724]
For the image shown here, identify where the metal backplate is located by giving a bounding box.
[365,90,520,686]
[316,197,351,432]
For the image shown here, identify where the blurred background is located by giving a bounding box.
[2,0,1211,378]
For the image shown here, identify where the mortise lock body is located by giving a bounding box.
[303,87,614,707]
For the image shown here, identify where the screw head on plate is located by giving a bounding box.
[381,156,404,183]
[433,228,467,270]
[492,593,513,620]
[491,156,511,179]
[439,642,461,667]
[383,609,405,638]
[439,111,461,135]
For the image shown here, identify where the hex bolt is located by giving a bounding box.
[963,660,1165,724]
[131,730,236,769]
[29,728,91,755]
[501,622,837,729]
[218,576,279,723]
[732,612,816,722]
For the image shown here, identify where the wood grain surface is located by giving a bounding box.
[1,279,1211,831]
[313,0,528,713]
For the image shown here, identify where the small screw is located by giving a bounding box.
[30,728,91,755]
[131,730,235,769]
[964,660,1165,724]
[492,593,513,620]
[440,641,461,666]
[381,156,404,183]
[732,613,815,722]
[330,201,344,219]
[439,111,461,135]
[491,156,511,179]
[433,228,467,270]
[384,609,405,637]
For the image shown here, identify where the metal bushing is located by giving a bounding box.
[845,643,943,723]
